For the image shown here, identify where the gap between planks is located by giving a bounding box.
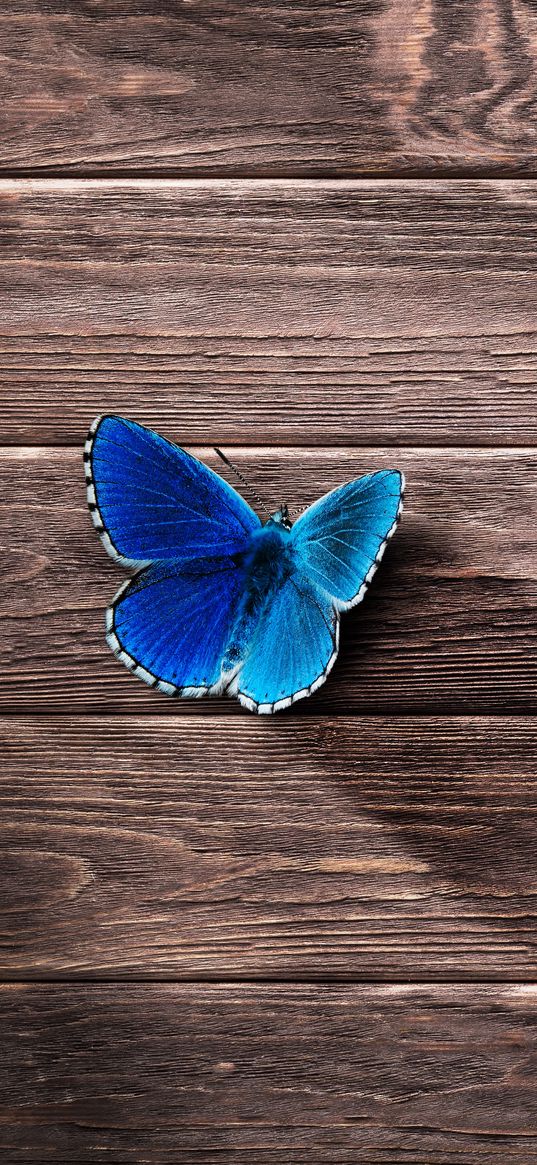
[4,174,537,190]
[3,975,537,986]
[4,444,537,452]
[4,170,537,182]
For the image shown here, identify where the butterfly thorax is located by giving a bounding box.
[222,522,294,672]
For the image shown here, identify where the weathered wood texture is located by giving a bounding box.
[3,446,536,714]
[2,716,537,980]
[5,330,537,448]
[3,2,537,175]
[1,179,537,446]
[2,983,537,1163]
[3,7,537,1162]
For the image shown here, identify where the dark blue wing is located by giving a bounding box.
[85,415,261,567]
[237,570,339,713]
[290,470,404,609]
[107,558,247,696]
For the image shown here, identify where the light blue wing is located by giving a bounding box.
[107,557,247,696]
[237,571,339,714]
[290,470,404,609]
[85,415,261,567]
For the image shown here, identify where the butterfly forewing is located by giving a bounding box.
[290,470,404,609]
[85,415,260,567]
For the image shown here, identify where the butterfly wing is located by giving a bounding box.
[236,470,403,713]
[85,415,261,697]
[107,558,248,697]
[85,414,261,567]
[237,571,339,713]
[290,470,404,609]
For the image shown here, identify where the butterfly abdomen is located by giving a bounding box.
[222,525,294,673]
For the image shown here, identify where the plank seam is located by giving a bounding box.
[3,168,537,181]
[4,442,537,452]
[3,445,537,454]
[3,174,537,188]
[2,977,537,986]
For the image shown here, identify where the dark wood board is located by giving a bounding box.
[2,715,537,981]
[2,446,537,714]
[1,179,537,446]
[4,330,537,449]
[2,2,537,176]
[2,983,537,1163]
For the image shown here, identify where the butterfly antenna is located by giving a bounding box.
[214,448,272,519]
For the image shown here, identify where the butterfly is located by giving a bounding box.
[84,416,404,713]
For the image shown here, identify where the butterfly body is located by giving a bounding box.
[85,416,404,713]
[223,514,294,673]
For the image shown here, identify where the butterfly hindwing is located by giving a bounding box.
[85,415,261,567]
[237,571,339,713]
[290,470,404,608]
[107,557,247,696]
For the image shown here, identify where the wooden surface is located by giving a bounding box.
[1,179,537,447]
[3,329,537,449]
[2,4,537,1162]
[2,446,537,713]
[2,716,537,980]
[2,2,537,176]
[3,984,537,1163]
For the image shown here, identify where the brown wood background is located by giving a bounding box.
[1,3,537,1162]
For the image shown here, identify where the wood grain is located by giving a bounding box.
[1,179,537,446]
[2,2,537,175]
[3,8,537,1161]
[2,715,537,980]
[4,331,537,448]
[2,983,537,1163]
[2,446,536,714]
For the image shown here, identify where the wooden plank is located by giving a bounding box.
[2,715,537,980]
[4,331,537,448]
[2,3,537,175]
[1,179,537,446]
[2,983,537,1163]
[2,446,536,714]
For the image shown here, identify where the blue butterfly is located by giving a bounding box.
[84,416,404,713]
